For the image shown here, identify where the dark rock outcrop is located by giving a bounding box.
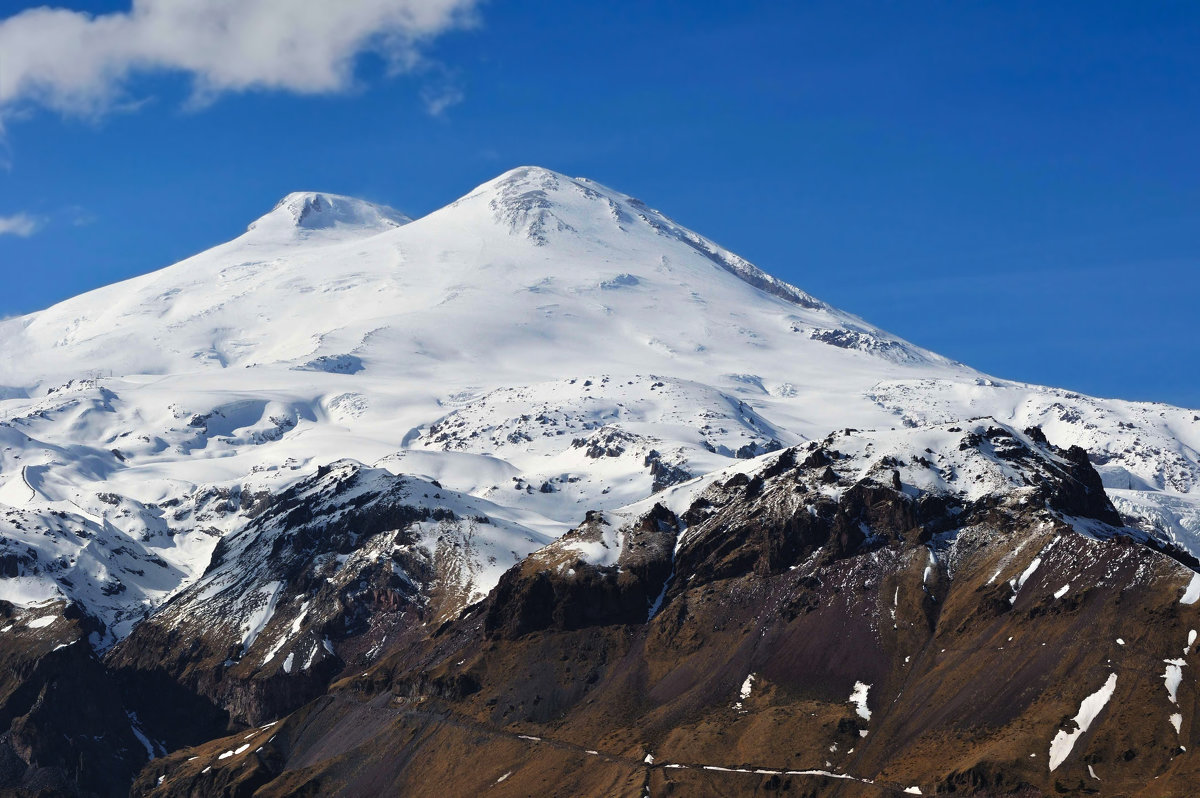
[0,603,147,797]
[485,504,679,639]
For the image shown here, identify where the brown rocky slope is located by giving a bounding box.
[132,421,1200,797]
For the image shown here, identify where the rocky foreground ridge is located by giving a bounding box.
[118,421,1200,797]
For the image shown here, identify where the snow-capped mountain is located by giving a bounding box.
[0,166,1197,795]
[0,166,1194,639]
[0,166,962,639]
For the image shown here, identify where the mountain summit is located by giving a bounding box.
[0,165,944,384]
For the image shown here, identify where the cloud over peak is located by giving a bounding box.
[0,0,480,118]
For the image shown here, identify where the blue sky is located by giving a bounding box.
[0,1,1197,407]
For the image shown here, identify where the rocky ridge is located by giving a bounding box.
[134,422,1200,797]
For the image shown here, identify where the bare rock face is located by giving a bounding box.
[484,504,679,640]
[0,601,147,797]
[132,422,1200,797]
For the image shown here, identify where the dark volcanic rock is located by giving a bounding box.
[0,602,147,797]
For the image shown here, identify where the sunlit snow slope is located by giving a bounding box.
[0,167,1196,643]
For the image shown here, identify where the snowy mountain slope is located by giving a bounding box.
[0,167,971,637]
[867,379,1200,552]
[0,167,949,385]
[0,164,1195,655]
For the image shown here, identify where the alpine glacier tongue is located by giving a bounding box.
[0,164,1196,652]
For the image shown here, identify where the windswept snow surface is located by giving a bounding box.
[0,166,1197,643]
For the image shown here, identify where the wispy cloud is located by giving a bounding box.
[420,68,465,117]
[67,206,98,227]
[0,0,481,119]
[0,213,39,237]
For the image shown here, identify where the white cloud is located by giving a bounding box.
[0,0,481,118]
[0,213,39,237]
